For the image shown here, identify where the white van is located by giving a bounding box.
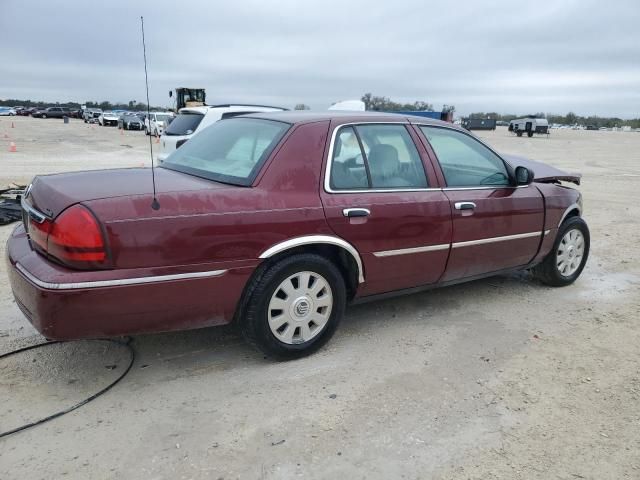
[509,117,549,137]
[157,104,286,162]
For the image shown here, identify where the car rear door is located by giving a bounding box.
[415,125,544,282]
[320,121,452,297]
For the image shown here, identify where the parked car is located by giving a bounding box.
[509,117,549,137]
[118,112,144,130]
[25,107,40,116]
[8,112,589,359]
[158,104,286,161]
[34,107,71,119]
[83,108,102,123]
[17,107,32,116]
[144,112,174,136]
[0,107,17,116]
[98,111,119,126]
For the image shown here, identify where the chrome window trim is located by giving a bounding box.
[373,243,450,257]
[21,194,49,224]
[16,263,227,290]
[451,231,542,248]
[259,234,365,283]
[558,203,582,227]
[324,121,437,194]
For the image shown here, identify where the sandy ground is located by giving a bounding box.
[0,116,639,479]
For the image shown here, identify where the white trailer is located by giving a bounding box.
[509,117,549,137]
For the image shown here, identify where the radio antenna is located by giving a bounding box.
[140,16,160,210]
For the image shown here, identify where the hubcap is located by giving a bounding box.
[268,271,333,345]
[556,229,585,277]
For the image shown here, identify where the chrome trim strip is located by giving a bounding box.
[373,244,450,257]
[544,229,550,236]
[259,235,365,283]
[442,185,527,191]
[558,203,582,227]
[21,195,49,224]
[452,231,542,248]
[15,263,227,290]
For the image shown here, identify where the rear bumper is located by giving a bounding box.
[6,225,252,340]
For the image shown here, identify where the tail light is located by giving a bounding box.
[28,204,108,269]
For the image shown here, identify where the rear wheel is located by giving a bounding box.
[239,254,346,360]
[533,216,590,286]
[527,131,534,137]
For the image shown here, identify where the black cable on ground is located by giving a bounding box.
[0,338,135,439]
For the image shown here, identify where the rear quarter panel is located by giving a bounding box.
[85,121,333,271]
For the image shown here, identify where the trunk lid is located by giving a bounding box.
[503,154,581,185]
[26,167,231,218]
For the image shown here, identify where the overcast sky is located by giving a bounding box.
[1,0,638,117]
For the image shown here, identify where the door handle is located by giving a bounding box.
[454,202,476,210]
[343,208,371,218]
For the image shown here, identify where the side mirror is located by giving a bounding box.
[515,166,535,185]
[169,90,173,98]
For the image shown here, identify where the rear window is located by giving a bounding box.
[165,112,205,136]
[161,118,290,186]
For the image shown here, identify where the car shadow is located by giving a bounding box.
[127,270,540,369]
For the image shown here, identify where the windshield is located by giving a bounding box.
[155,114,171,122]
[165,112,204,136]
[162,118,289,186]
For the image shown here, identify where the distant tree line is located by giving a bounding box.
[468,111,640,129]
[0,98,165,111]
[361,93,435,112]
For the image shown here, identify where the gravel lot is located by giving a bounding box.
[1,116,639,479]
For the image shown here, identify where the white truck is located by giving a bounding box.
[509,117,549,137]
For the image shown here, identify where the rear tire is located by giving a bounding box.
[239,254,346,360]
[527,131,534,137]
[533,216,590,287]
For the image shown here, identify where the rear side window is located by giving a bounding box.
[165,112,204,136]
[420,127,509,187]
[162,118,290,186]
[330,124,428,190]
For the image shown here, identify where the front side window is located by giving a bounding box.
[330,124,428,191]
[162,118,289,186]
[420,127,510,187]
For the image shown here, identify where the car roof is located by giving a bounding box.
[240,110,454,127]
[179,104,286,115]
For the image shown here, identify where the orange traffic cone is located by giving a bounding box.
[155,134,160,144]
[9,142,17,152]
[11,121,15,128]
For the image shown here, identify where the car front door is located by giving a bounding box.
[320,121,452,296]
[416,125,545,282]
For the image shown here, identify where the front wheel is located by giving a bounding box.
[239,254,346,360]
[527,131,534,137]
[42,114,47,119]
[516,131,522,137]
[533,216,590,287]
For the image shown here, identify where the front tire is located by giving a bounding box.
[533,216,590,287]
[527,131,534,137]
[239,254,346,360]
[516,131,522,137]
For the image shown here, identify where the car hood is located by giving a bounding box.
[27,167,232,218]
[502,154,581,185]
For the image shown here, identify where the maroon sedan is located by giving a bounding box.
[7,112,589,359]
